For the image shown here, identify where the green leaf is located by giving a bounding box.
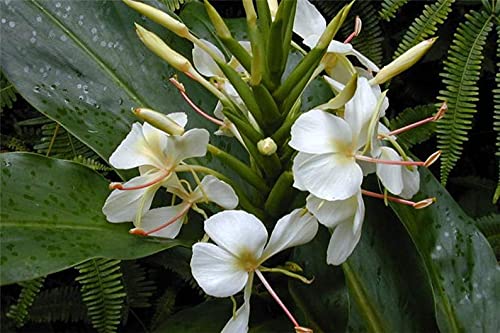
[0,153,185,286]
[289,228,349,333]
[0,0,226,165]
[390,169,500,332]
[343,196,436,333]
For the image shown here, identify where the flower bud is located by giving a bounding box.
[134,23,192,73]
[123,0,189,38]
[267,0,278,19]
[133,108,185,135]
[257,137,277,156]
[204,0,232,39]
[371,38,437,85]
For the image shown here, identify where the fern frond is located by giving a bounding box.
[437,10,494,185]
[121,261,156,309]
[6,277,45,327]
[72,156,113,172]
[394,0,455,58]
[158,0,193,12]
[150,287,176,331]
[379,0,409,21]
[1,134,30,152]
[494,25,500,204]
[0,71,17,111]
[35,122,96,158]
[76,259,126,333]
[28,286,87,323]
[389,104,438,148]
[154,248,201,293]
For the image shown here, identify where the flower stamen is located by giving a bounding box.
[380,102,447,138]
[143,203,192,236]
[109,169,170,190]
[361,189,436,208]
[170,77,225,126]
[344,16,361,44]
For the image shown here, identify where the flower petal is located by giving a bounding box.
[326,222,362,265]
[292,152,363,201]
[204,210,268,259]
[349,48,380,72]
[306,194,358,229]
[166,128,210,167]
[192,175,239,209]
[221,273,253,333]
[192,39,225,77]
[166,112,188,129]
[289,109,353,154]
[109,123,164,169]
[140,203,187,238]
[327,40,353,54]
[400,165,420,199]
[261,209,318,261]
[293,0,326,42]
[376,147,403,195]
[102,173,161,223]
[191,243,248,297]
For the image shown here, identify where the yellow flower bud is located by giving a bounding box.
[371,38,437,85]
[133,108,185,136]
[123,0,189,38]
[257,137,277,156]
[203,0,232,39]
[134,23,192,73]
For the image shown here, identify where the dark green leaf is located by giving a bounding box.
[0,153,185,285]
[391,169,500,332]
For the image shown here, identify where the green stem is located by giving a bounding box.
[264,171,296,217]
[207,144,269,193]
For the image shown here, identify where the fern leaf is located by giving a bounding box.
[76,259,126,333]
[0,70,17,111]
[389,104,438,148]
[158,0,193,12]
[494,25,500,204]
[394,0,455,58]
[121,261,156,309]
[6,277,45,327]
[28,286,87,323]
[379,0,409,21]
[437,10,494,185]
[72,156,113,172]
[150,287,177,331]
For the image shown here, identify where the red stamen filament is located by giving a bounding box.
[344,16,361,44]
[144,203,191,236]
[380,102,447,138]
[355,154,425,166]
[255,269,300,329]
[109,170,170,191]
[361,189,435,208]
[169,77,225,127]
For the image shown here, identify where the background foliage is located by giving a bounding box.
[1,0,498,332]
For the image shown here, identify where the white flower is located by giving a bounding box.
[190,209,318,332]
[139,175,238,238]
[306,192,364,265]
[102,118,210,227]
[292,0,379,72]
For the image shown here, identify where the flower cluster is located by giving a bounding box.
[103,0,444,331]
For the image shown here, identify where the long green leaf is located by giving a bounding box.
[390,169,500,332]
[0,153,184,285]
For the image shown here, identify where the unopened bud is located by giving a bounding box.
[135,23,192,73]
[133,108,185,135]
[123,0,189,38]
[257,137,277,155]
[371,38,437,85]
[267,0,278,19]
[204,0,232,39]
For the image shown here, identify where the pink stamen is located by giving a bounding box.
[361,189,436,208]
[355,154,425,166]
[381,102,447,138]
[143,203,191,236]
[344,16,361,44]
[109,170,170,191]
[255,269,301,329]
[169,77,225,127]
